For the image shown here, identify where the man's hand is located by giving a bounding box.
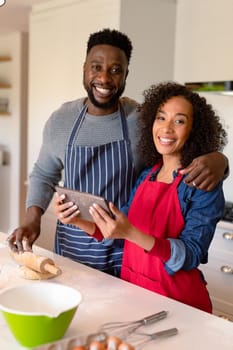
[7,206,43,253]
[180,152,228,191]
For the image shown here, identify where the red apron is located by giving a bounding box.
[121,164,212,313]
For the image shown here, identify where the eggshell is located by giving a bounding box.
[107,335,122,349]
[89,340,106,350]
[118,342,135,350]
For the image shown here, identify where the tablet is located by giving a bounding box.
[55,186,114,222]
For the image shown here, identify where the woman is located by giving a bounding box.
[54,82,227,313]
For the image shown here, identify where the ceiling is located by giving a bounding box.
[0,0,50,35]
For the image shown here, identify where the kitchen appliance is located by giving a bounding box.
[222,202,233,223]
[185,81,233,95]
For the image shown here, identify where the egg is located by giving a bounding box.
[89,340,106,350]
[106,335,122,349]
[86,332,107,345]
[118,342,135,350]
[72,346,86,350]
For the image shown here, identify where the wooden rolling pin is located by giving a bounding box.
[11,251,61,275]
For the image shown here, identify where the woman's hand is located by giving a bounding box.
[89,202,132,240]
[89,202,155,251]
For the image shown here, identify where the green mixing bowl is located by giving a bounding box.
[0,282,82,348]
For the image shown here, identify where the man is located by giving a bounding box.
[8,28,228,277]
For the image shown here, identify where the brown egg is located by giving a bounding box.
[72,346,86,350]
[89,340,106,350]
[106,335,122,349]
[118,342,135,350]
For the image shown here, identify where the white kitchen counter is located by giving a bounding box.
[0,232,233,350]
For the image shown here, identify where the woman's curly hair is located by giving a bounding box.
[137,81,228,167]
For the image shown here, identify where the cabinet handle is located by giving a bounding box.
[222,232,233,240]
[220,265,233,274]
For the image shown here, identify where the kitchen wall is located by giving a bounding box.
[0,32,28,233]
[119,0,176,102]
[200,93,233,203]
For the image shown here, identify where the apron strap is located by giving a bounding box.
[67,102,129,148]
[147,164,184,187]
[68,104,87,147]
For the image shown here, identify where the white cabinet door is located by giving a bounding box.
[201,222,233,320]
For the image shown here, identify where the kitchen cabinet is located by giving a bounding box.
[0,232,233,350]
[201,221,233,321]
[174,0,233,82]
[0,56,11,116]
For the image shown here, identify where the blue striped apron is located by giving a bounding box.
[55,104,136,276]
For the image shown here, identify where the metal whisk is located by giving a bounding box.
[128,327,178,349]
[98,310,168,338]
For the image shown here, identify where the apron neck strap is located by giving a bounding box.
[68,102,128,146]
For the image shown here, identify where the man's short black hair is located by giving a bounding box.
[86,28,133,63]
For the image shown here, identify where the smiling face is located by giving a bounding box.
[83,44,129,115]
[152,96,193,160]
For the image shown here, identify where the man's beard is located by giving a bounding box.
[84,81,126,110]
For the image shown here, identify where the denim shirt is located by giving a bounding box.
[121,167,225,276]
